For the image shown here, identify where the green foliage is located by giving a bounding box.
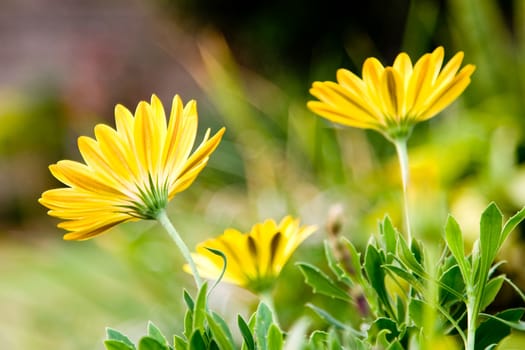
[104,284,285,350]
[299,203,525,349]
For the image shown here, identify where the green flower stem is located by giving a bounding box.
[156,209,203,288]
[466,286,477,350]
[393,138,412,242]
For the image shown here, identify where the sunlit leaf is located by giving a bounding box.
[106,328,135,348]
[147,322,168,347]
[207,312,235,350]
[267,324,283,350]
[444,215,470,282]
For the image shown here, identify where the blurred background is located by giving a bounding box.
[1,0,525,348]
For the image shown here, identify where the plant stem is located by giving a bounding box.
[466,286,477,350]
[393,138,412,242]
[156,209,203,288]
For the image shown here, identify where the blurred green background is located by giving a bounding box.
[2,0,525,348]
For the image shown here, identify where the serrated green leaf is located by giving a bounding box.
[297,262,351,301]
[238,315,255,350]
[445,215,471,283]
[147,322,168,346]
[476,308,525,349]
[189,331,207,350]
[173,335,187,350]
[138,336,169,350]
[206,312,235,350]
[193,282,208,332]
[255,302,273,350]
[104,340,136,350]
[323,241,353,287]
[480,275,505,311]
[267,324,283,350]
[106,328,135,347]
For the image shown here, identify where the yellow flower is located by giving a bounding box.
[188,216,316,293]
[39,95,225,240]
[308,47,475,140]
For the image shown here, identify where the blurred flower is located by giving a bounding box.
[40,94,225,240]
[188,216,316,293]
[308,47,475,141]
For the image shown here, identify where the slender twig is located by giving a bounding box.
[156,209,203,288]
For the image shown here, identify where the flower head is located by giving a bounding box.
[308,47,475,140]
[40,94,225,240]
[188,216,316,293]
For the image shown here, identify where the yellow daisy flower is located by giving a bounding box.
[308,46,475,140]
[188,216,316,293]
[40,94,225,241]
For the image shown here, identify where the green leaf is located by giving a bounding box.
[342,238,366,285]
[296,262,351,301]
[138,336,169,350]
[267,324,283,350]
[444,215,471,282]
[476,308,525,349]
[438,263,466,305]
[147,322,168,346]
[183,310,193,340]
[480,275,505,311]
[364,244,394,317]
[193,282,209,332]
[408,298,424,328]
[396,233,425,276]
[500,206,525,248]
[369,317,400,344]
[106,328,135,347]
[237,315,255,350]
[323,241,353,287]
[173,335,187,350]
[206,312,235,350]
[383,264,420,290]
[255,302,273,350]
[479,203,503,282]
[381,216,398,260]
[104,340,136,350]
[183,289,195,311]
[189,331,207,350]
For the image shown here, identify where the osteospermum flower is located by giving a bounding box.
[308,46,475,140]
[187,216,316,293]
[39,94,225,241]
